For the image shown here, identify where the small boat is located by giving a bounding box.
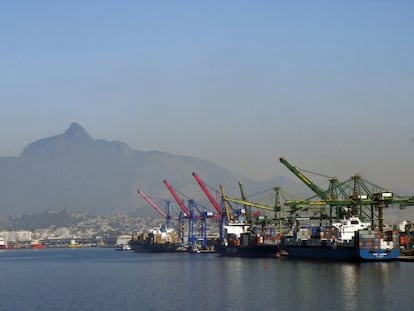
[116,244,132,251]
[31,240,47,249]
[0,238,9,250]
[68,240,82,248]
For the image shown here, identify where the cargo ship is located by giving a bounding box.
[398,222,414,256]
[217,222,281,258]
[280,217,399,261]
[129,225,184,253]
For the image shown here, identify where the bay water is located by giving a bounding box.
[0,248,411,311]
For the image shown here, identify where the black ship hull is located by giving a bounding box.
[130,240,185,253]
[217,243,280,258]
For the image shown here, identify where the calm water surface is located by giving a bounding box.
[0,248,412,311]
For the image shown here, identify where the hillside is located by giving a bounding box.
[0,123,306,217]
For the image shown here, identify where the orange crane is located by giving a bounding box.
[192,172,227,242]
[192,172,223,217]
[163,180,191,218]
[137,189,171,228]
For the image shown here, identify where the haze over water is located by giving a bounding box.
[0,248,411,311]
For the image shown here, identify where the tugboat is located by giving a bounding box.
[115,244,132,251]
[31,240,47,249]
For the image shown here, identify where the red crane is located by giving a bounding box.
[137,189,168,218]
[192,172,223,216]
[163,180,191,217]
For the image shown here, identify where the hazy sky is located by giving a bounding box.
[1,1,413,193]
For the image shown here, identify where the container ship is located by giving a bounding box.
[129,226,185,253]
[397,223,414,261]
[280,217,399,261]
[217,222,282,258]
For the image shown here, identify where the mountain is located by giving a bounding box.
[0,123,307,217]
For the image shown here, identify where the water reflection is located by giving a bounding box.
[281,261,401,311]
[341,264,359,311]
[353,262,400,311]
[0,250,411,311]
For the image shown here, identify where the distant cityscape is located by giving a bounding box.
[0,210,165,248]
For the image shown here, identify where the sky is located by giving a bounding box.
[1,1,414,193]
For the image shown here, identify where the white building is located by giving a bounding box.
[3,231,33,242]
[116,235,131,246]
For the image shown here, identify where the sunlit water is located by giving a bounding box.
[0,248,411,311]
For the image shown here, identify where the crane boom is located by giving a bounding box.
[223,195,275,211]
[163,180,190,217]
[238,182,247,201]
[279,157,328,200]
[137,189,168,218]
[192,172,223,216]
[238,181,252,223]
[219,185,233,221]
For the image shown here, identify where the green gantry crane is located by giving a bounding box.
[279,157,414,232]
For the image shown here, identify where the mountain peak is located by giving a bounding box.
[20,123,93,158]
[64,122,92,141]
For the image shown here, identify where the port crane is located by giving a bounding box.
[238,182,252,224]
[137,189,173,229]
[192,172,223,217]
[220,184,290,232]
[192,172,227,241]
[187,198,214,249]
[279,157,329,201]
[219,185,248,223]
[163,179,213,250]
[278,157,348,224]
[221,186,276,215]
[137,189,186,243]
[279,157,414,231]
[163,180,190,218]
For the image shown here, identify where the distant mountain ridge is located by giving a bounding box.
[0,123,306,217]
[21,122,94,158]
